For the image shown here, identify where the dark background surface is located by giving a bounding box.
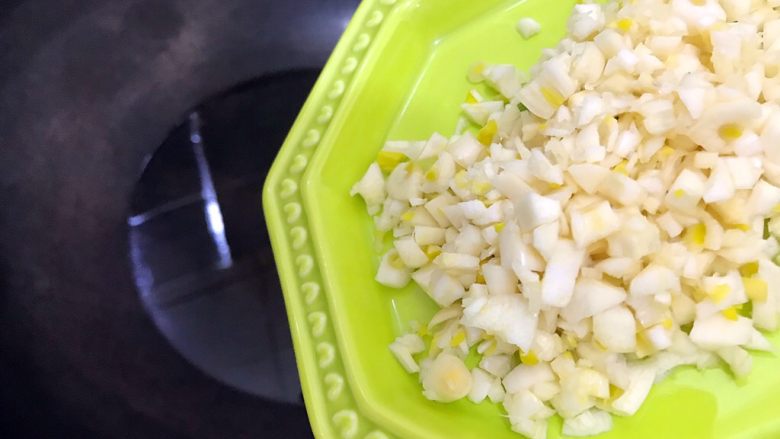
[0,0,359,437]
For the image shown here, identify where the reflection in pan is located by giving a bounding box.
[128,71,319,404]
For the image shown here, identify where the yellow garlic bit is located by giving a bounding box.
[495,222,506,232]
[743,277,768,302]
[425,245,442,261]
[450,328,466,347]
[673,188,686,199]
[613,160,629,175]
[616,18,633,32]
[465,91,478,104]
[684,223,706,246]
[662,318,674,330]
[718,123,743,141]
[376,151,407,173]
[709,284,731,304]
[635,331,654,358]
[609,384,625,401]
[721,307,739,321]
[472,180,493,195]
[477,120,498,145]
[739,261,759,278]
[540,87,565,107]
[658,145,675,160]
[425,168,438,182]
[519,350,539,365]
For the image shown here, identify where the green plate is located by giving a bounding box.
[263,0,780,437]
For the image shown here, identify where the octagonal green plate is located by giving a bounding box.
[263,0,780,437]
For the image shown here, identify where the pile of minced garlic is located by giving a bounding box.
[351,0,780,437]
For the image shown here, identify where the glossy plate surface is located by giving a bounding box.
[264,0,780,437]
